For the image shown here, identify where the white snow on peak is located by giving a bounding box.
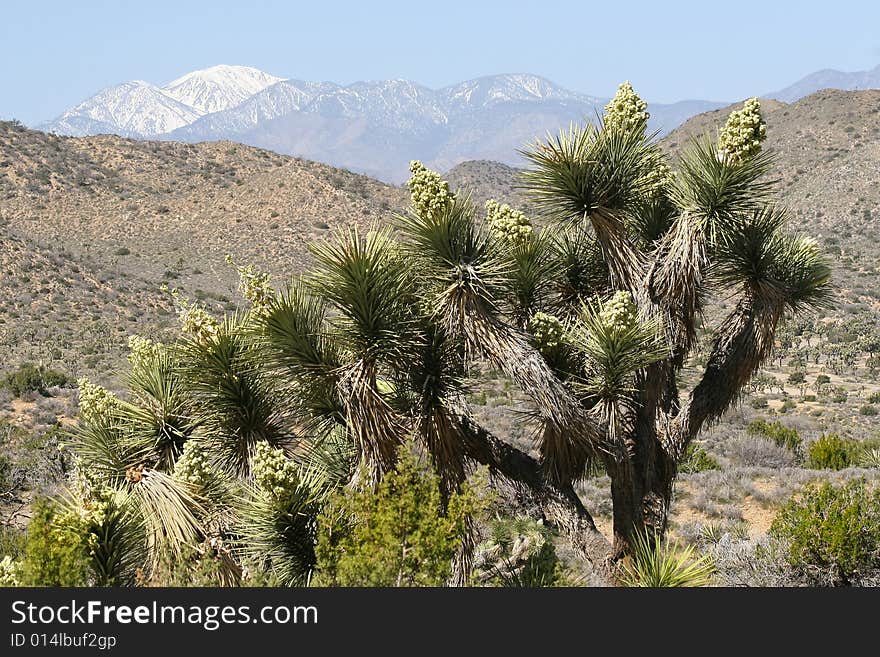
[38,68,610,142]
[42,80,202,137]
[440,74,602,108]
[163,65,283,114]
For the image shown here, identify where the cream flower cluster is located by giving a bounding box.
[77,377,119,422]
[529,312,565,350]
[181,305,220,343]
[226,255,273,312]
[163,285,220,343]
[0,555,19,586]
[253,442,299,501]
[174,440,213,489]
[644,159,672,198]
[718,97,766,162]
[486,199,533,244]
[76,490,112,529]
[604,81,649,133]
[127,335,163,369]
[406,160,454,219]
[599,291,638,332]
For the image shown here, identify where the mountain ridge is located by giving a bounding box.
[766,63,880,102]
[36,67,725,182]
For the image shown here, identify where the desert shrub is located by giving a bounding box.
[868,391,880,404]
[807,434,854,470]
[746,419,802,452]
[859,404,877,416]
[710,535,800,587]
[719,435,797,468]
[313,453,487,586]
[17,497,91,586]
[2,362,71,396]
[749,397,768,409]
[678,443,721,474]
[770,480,880,585]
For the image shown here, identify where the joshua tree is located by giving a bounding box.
[364,88,828,566]
[50,84,829,586]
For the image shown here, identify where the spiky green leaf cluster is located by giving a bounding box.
[619,531,715,587]
[572,291,668,408]
[474,516,564,587]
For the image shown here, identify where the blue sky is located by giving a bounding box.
[2,0,879,125]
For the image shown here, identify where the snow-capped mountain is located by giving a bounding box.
[163,64,283,114]
[440,74,602,109]
[163,73,720,181]
[39,65,283,137]
[169,74,601,143]
[170,79,339,139]
[40,80,203,137]
[37,67,725,182]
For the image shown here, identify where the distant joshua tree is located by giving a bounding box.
[60,84,830,584]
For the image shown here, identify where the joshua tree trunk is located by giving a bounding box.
[604,442,676,559]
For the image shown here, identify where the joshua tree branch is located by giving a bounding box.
[451,405,615,578]
[668,293,781,459]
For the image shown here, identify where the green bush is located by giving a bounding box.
[17,498,91,586]
[746,419,802,452]
[868,391,880,404]
[770,480,880,585]
[0,526,25,562]
[678,443,721,474]
[859,404,877,416]
[313,452,488,586]
[2,362,70,396]
[807,434,854,470]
